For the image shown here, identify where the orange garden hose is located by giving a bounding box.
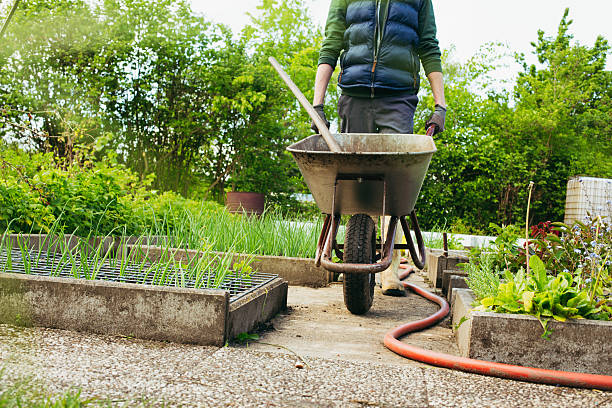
[384,267,612,391]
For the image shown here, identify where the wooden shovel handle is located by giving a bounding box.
[268,57,342,153]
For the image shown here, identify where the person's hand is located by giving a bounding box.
[311,104,330,134]
[425,104,446,135]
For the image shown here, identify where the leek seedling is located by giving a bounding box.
[16,235,32,274]
[3,247,13,273]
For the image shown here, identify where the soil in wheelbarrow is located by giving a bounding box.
[245,270,459,366]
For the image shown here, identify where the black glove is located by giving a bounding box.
[311,104,330,134]
[425,104,446,135]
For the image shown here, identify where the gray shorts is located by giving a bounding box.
[338,93,419,134]
[337,94,419,245]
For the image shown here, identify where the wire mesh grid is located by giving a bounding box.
[0,248,277,302]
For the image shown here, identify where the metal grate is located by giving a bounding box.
[0,248,277,303]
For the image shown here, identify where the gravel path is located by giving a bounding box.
[1,324,611,407]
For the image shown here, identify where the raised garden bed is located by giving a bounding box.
[5,234,331,288]
[0,236,287,345]
[451,288,612,375]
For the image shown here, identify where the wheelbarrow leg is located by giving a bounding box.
[400,210,427,270]
[315,214,331,267]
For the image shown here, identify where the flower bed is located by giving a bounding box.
[462,217,610,338]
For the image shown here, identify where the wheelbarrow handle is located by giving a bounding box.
[426,124,436,137]
[400,211,427,270]
[268,56,342,153]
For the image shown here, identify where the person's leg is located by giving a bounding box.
[374,94,418,134]
[338,94,377,133]
[374,94,419,296]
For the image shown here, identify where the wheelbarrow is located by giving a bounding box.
[270,57,436,314]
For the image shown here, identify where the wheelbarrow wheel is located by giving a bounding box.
[343,214,376,315]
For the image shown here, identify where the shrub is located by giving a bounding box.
[0,145,222,236]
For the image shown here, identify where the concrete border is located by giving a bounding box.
[447,275,469,301]
[426,248,469,288]
[451,288,612,375]
[0,271,287,346]
[228,278,287,339]
[441,269,467,296]
[0,272,229,345]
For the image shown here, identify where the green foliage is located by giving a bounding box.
[476,256,610,338]
[2,4,611,232]
[0,143,225,235]
[416,10,612,232]
[1,225,256,290]
[464,253,501,300]
[532,216,611,297]
[234,332,260,343]
[0,0,321,208]
[422,223,464,250]
[0,372,94,407]
[466,215,611,337]
[154,206,325,259]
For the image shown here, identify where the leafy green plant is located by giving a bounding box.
[533,216,611,285]
[474,255,610,338]
[0,227,257,292]
[234,332,260,343]
[143,205,324,259]
[422,223,464,251]
[465,178,610,338]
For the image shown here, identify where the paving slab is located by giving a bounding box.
[248,271,458,366]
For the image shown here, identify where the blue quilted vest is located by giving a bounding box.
[339,0,422,97]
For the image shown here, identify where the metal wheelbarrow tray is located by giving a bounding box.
[287,133,436,276]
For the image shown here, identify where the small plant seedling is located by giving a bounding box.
[235,332,259,344]
[452,315,469,331]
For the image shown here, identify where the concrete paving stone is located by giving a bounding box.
[195,347,429,407]
[422,366,612,408]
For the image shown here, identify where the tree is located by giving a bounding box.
[497,8,612,224]
[416,9,611,231]
[0,0,107,159]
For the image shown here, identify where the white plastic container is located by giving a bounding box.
[564,176,612,224]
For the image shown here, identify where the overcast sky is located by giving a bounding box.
[190,0,612,78]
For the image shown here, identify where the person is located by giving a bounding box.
[312,0,446,296]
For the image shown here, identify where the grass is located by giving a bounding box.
[0,372,94,408]
[0,373,163,407]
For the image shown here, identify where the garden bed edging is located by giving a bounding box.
[451,288,612,375]
[425,248,469,288]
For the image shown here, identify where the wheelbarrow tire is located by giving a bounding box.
[343,214,376,315]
